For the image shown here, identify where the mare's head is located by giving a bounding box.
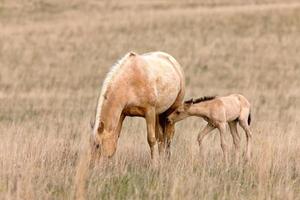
[167,98,194,124]
[90,120,118,163]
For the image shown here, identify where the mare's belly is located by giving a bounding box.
[155,88,179,113]
[154,74,180,114]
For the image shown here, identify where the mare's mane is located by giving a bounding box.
[92,52,136,134]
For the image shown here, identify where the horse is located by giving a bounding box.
[90,51,185,162]
[167,94,252,165]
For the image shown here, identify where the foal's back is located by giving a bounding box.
[217,94,250,122]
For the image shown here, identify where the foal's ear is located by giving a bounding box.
[184,98,193,109]
[185,98,194,104]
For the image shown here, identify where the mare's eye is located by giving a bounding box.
[95,144,100,149]
[176,111,180,114]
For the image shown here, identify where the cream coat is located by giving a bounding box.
[91,51,185,161]
[168,94,252,165]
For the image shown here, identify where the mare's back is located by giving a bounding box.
[140,52,183,113]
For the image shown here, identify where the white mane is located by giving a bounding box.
[93,52,133,136]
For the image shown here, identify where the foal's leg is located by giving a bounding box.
[228,121,241,164]
[145,107,157,160]
[197,123,215,151]
[218,123,229,166]
[239,119,252,161]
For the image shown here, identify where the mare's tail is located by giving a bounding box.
[248,112,251,126]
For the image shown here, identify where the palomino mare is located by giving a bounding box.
[167,94,252,165]
[91,51,185,162]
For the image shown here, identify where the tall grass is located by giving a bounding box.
[0,0,299,199]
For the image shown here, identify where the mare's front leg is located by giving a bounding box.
[145,107,157,160]
[117,114,125,138]
[218,123,229,166]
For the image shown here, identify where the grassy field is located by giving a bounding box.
[1,0,300,199]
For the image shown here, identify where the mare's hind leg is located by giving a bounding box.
[145,107,157,160]
[239,114,252,161]
[155,115,165,156]
[228,121,241,164]
[165,121,175,159]
[197,123,215,153]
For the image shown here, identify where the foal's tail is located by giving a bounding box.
[247,112,251,126]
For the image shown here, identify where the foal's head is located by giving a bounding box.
[167,99,194,123]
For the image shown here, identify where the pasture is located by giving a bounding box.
[0,0,300,199]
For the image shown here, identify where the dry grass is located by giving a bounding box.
[0,0,300,199]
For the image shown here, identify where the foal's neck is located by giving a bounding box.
[188,103,210,117]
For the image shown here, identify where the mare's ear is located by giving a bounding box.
[98,121,104,133]
[90,120,94,130]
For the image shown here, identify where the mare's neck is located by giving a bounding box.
[94,82,128,136]
[100,90,126,132]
